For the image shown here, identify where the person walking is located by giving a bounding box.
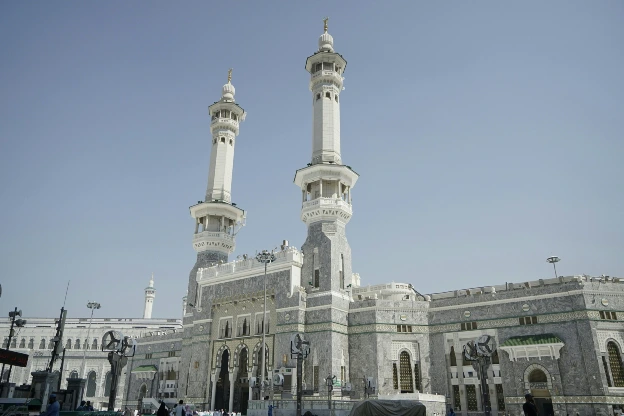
[523,393,539,416]
[41,394,60,416]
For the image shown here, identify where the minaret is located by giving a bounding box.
[143,273,155,319]
[186,70,246,311]
[294,18,359,292]
[294,18,358,387]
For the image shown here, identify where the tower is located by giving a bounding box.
[143,273,155,319]
[186,70,246,310]
[294,18,358,385]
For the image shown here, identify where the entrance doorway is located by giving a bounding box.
[233,348,249,414]
[529,369,553,416]
[215,350,230,411]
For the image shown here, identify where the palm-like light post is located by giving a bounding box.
[80,302,101,378]
[256,250,276,400]
[546,256,561,279]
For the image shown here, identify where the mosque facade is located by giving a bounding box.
[2,22,623,416]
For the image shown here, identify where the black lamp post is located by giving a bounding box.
[1,307,26,386]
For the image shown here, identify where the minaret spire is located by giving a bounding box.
[143,274,155,319]
[189,70,247,265]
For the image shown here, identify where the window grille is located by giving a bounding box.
[392,363,398,390]
[608,341,624,387]
[466,385,478,411]
[453,385,461,410]
[399,351,414,393]
[603,356,612,387]
[496,384,505,410]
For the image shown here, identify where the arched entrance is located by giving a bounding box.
[215,350,230,411]
[233,348,249,414]
[527,368,553,416]
[138,384,147,412]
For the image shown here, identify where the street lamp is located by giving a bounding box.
[256,250,276,400]
[80,302,101,378]
[546,256,561,279]
[1,307,26,385]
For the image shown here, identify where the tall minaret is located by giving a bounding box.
[186,70,246,311]
[143,273,155,319]
[294,18,358,386]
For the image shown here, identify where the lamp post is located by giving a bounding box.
[325,374,336,416]
[256,250,276,401]
[80,302,101,378]
[1,307,26,386]
[546,256,560,279]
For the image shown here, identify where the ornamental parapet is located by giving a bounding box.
[197,246,303,281]
[301,197,352,224]
[193,231,236,253]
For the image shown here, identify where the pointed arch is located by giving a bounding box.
[104,372,113,396]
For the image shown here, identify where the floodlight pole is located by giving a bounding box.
[1,307,23,386]
[546,256,560,279]
[256,250,276,401]
[80,302,101,378]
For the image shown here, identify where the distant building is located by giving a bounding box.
[0,276,182,410]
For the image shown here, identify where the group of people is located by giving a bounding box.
[76,400,95,411]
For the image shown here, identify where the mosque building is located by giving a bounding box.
[2,20,623,416]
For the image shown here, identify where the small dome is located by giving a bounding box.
[318,32,334,52]
[222,82,235,101]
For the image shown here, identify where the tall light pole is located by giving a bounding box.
[546,256,561,279]
[80,302,101,378]
[1,307,26,385]
[256,250,276,401]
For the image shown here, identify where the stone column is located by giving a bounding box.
[248,372,253,401]
[210,373,217,410]
[228,372,235,412]
[66,378,86,411]
[30,371,59,412]
[319,180,323,198]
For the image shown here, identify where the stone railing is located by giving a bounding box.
[198,247,303,280]
[302,197,350,210]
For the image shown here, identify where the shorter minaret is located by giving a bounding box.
[143,274,155,319]
[189,69,247,264]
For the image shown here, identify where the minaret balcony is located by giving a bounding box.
[193,231,236,254]
[309,70,343,90]
[210,117,240,134]
[301,197,352,224]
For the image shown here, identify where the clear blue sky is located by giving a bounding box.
[1,1,622,319]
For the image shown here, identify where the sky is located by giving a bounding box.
[1,1,623,320]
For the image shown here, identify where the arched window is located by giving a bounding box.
[48,340,55,349]
[65,339,72,349]
[104,372,112,397]
[491,350,499,364]
[11,338,16,348]
[325,92,331,99]
[229,139,233,146]
[69,371,78,379]
[19,338,26,348]
[92,339,98,350]
[86,371,97,397]
[2,338,7,348]
[83,340,89,349]
[335,95,338,102]
[528,369,547,383]
[608,341,624,387]
[221,137,226,143]
[28,339,34,349]
[213,138,217,145]
[75,339,81,349]
[316,93,320,101]
[399,351,414,393]
[449,346,457,366]
[39,339,46,349]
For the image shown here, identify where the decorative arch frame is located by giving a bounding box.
[605,337,623,354]
[251,341,270,367]
[523,363,553,391]
[137,383,148,399]
[232,342,250,371]
[214,344,231,371]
